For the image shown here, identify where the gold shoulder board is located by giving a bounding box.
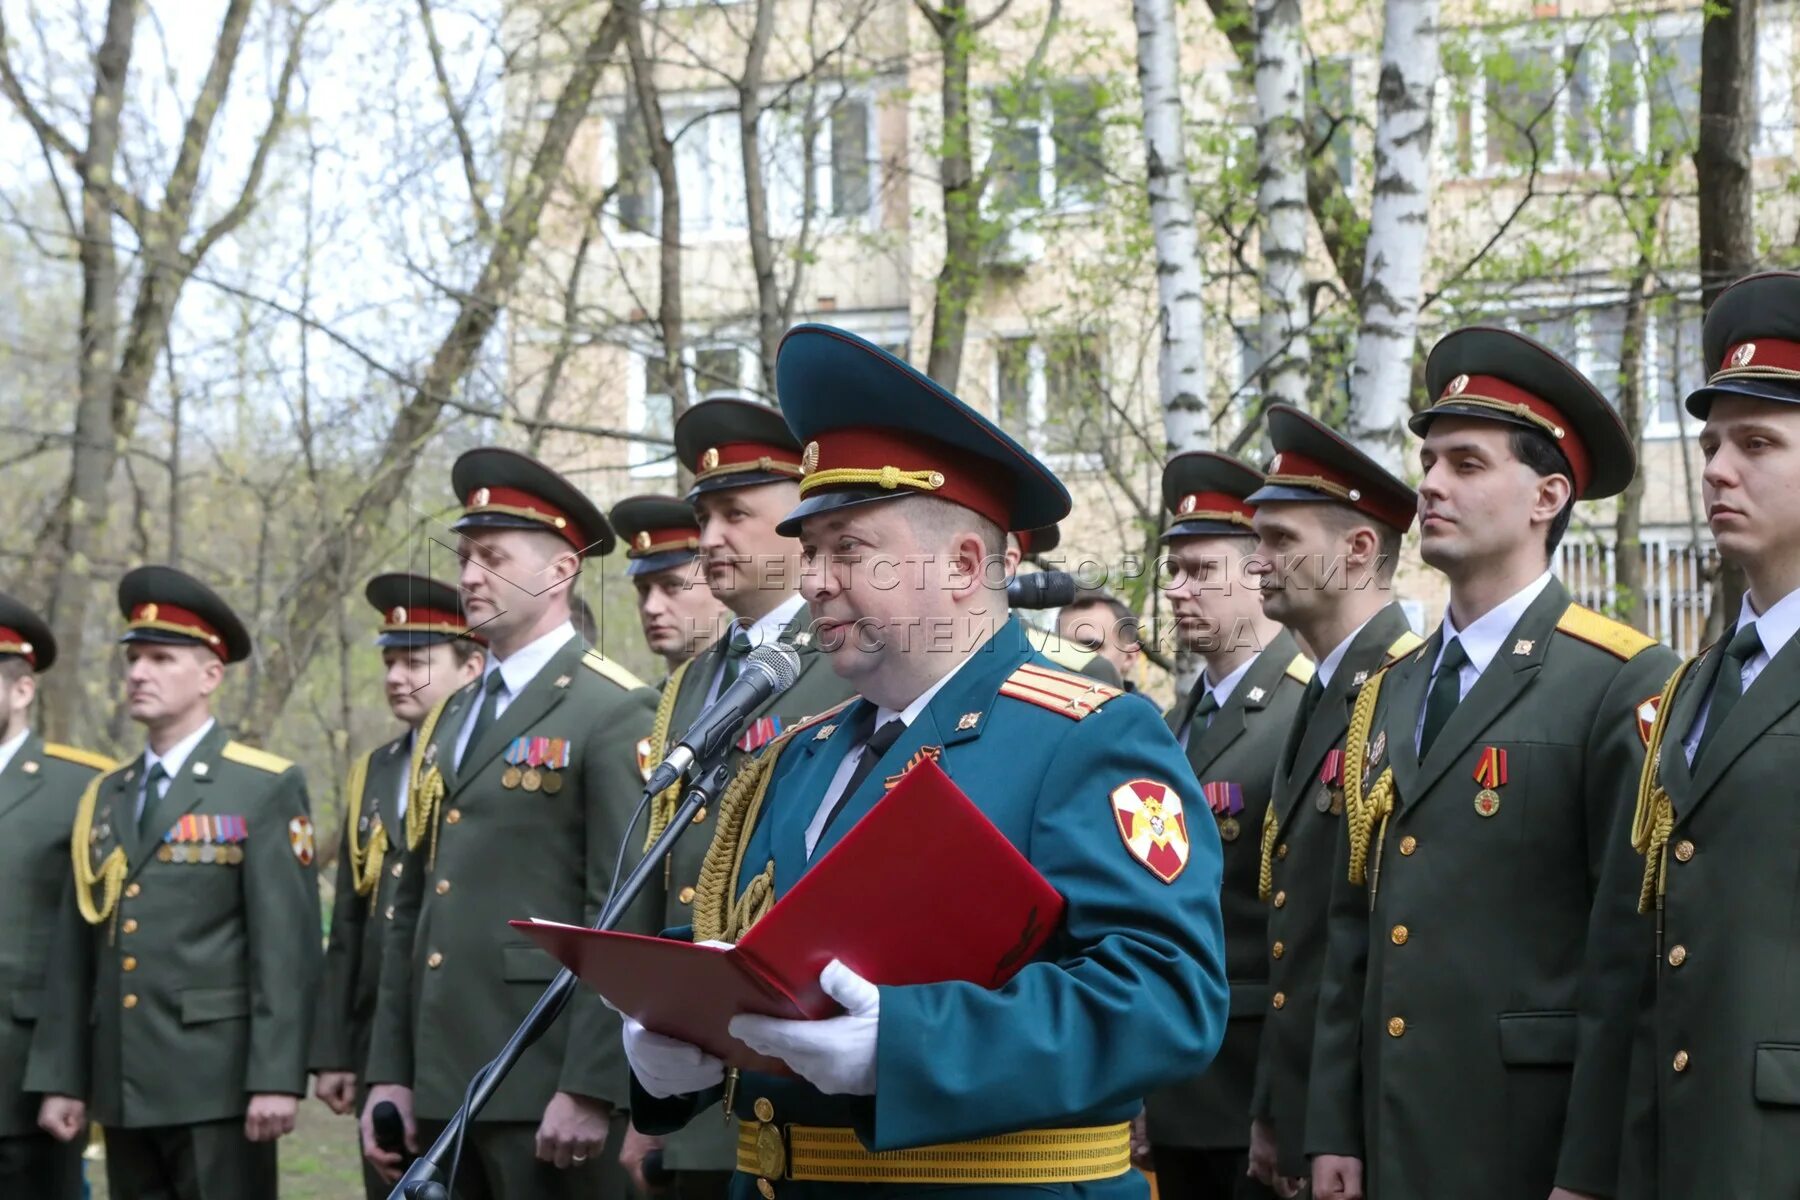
[582,650,647,692]
[1386,630,1425,661]
[1556,604,1659,661]
[999,662,1123,720]
[1285,654,1315,684]
[221,740,295,774]
[43,742,116,772]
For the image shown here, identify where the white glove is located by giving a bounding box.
[623,1016,726,1099]
[729,960,880,1096]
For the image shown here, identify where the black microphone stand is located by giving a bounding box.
[388,752,737,1200]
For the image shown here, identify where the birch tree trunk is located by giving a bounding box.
[1345,0,1438,473]
[1252,0,1309,411]
[1132,0,1209,453]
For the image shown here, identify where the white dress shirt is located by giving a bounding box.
[137,717,217,820]
[804,652,978,859]
[707,593,808,705]
[1415,571,1555,751]
[1682,586,1800,762]
[0,727,28,777]
[395,730,414,820]
[455,621,576,767]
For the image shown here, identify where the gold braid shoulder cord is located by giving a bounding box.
[1343,667,1397,890]
[404,693,456,869]
[71,774,127,930]
[341,750,385,909]
[641,658,691,851]
[1630,656,1698,915]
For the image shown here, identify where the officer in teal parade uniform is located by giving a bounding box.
[623,324,1229,1197]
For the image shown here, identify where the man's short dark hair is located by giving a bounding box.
[1315,505,1404,581]
[449,638,485,667]
[1508,427,1576,555]
[0,656,30,685]
[1063,591,1140,648]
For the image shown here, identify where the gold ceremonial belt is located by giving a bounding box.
[736,1118,1132,1186]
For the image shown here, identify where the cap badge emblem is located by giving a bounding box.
[1445,373,1470,398]
[1731,343,1757,368]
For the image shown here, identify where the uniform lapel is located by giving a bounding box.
[1655,643,1717,819]
[1688,632,1800,806]
[0,730,46,824]
[454,637,583,790]
[745,612,821,726]
[1191,632,1297,777]
[1378,631,1436,806]
[1167,681,1206,742]
[128,724,226,879]
[769,702,867,886]
[671,634,727,734]
[1410,582,1565,802]
[1272,613,1403,835]
[373,734,412,841]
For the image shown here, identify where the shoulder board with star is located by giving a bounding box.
[1284,654,1315,684]
[221,740,294,774]
[43,742,116,773]
[1555,604,1660,661]
[1000,662,1124,720]
[582,649,647,692]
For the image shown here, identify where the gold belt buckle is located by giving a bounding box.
[754,1120,787,1180]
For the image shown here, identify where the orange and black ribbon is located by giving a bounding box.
[1473,746,1508,789]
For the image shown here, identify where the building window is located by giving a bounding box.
[630,353,680,476]
[992,332,1107,458]
[986,80,1107,213]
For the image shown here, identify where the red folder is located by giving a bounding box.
[512,758,1065,1070]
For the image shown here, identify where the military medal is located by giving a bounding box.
[521,767,542,792]
[157,845,173,862]
[1473,746,1507,817]
[1201,780,1245,842]
[884,745,942,790]
[538,737,570,794]
[501,767,522,789]
[1318,750,1346,814]
[502,736,531,789]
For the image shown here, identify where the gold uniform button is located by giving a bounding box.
[391,862,404,878]
[427,952,444,969]
[385,905,396,920]
[435,880,451,896]
[122,956,138,972]
[753,1097,775,1122]
[692,807,708,824]
[1673,1049,1689,1072]
[1391,925,1409,946]
[1668,944,1687,967]
[1276,843,1289,860]
[1271,992,1286,1010]
[1387,1016,1406,1038]
[122,994,138,1009]
[1273,890,1287,909]
[757,1180,776,1200]
[122,918,139,934]
[446,809,462,825]
[125,883,141,899]
[678,886,696,905]
[1271,941,1285,959]
[1399,835,1418,856]
[1673,840,1695,863]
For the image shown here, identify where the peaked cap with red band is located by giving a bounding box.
[1248,403,1417,532]
[1160,451,1263,540]
[1413,325,1634,500]
[365,573,478,649]
[1688,271,1800,419]
[673,396,805,500]
[773,324,1072,536]
[450,447,614,558]
[609,494,703,577]
[117,565,252,663]
[0,591,56,673]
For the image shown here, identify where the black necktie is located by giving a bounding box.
[1695,622,1763,762]
[819,708,906,840]
[1419,637,1469,756]
[460,671,507,768]
[719,625,754,690]
[137,762,169,835]
[1282,674,1327,774]
[1185,688,1220,741]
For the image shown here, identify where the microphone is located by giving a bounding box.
[641,641,803,795]
[1008,570,1078,610]
[372,1101,414,1167]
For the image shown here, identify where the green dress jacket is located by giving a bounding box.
[1249,603,1418,1179]
[27,722,321,1127]
[308,731,411,1083]
[1614,622,1800,1199]
[1145,629,1310,1151]
[363,635,659,1123]
[641,609,854,1171]
[0,734,112,1136]
[1305,579,1677,1198]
